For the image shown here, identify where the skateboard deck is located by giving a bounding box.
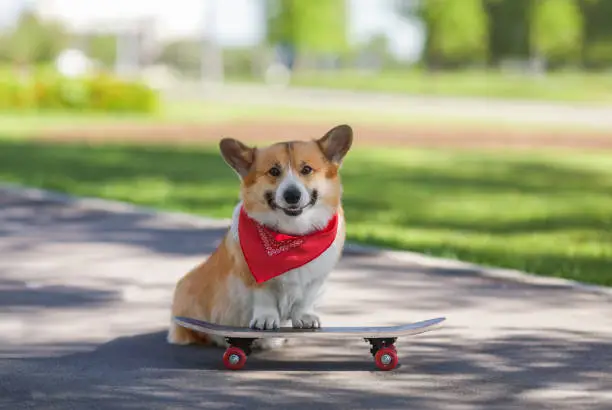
[174,316,445,339]
[174,315,446,371]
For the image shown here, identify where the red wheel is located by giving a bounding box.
[223,346,247,370]
[374,347,398,371]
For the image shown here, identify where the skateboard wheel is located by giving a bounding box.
[374,347,398,371]
[223,346,247,370]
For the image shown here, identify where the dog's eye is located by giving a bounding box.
[300,165,313,175]
[268,166,282,177]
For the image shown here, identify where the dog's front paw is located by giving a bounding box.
[291,312,321,329]
[249,313,281,330]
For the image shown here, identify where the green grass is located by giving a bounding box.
[0,138,610,286]
[281,70,612,104]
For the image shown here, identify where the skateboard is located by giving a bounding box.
[173,316,446,371]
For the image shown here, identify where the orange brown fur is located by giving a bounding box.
[169,233,258,345]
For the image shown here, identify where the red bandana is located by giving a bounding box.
[238,207,339,283]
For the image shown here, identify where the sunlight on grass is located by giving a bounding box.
[0,140,610,286]
[287,70,612,104]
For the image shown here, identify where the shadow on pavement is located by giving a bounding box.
[2,327,611,409]
[0,193,229,257]
[0,279,118,311]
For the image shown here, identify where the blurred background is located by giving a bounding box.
[3,0,612,105]
[0,0,610,287]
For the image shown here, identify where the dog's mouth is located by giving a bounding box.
[265,190,318,217]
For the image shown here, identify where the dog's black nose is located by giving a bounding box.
[283,187,301,205]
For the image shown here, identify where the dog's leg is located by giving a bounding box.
[249,287,281,330]
[290,278,325,329]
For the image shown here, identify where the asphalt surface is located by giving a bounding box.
[1,187,611,410]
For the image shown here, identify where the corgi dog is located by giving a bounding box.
[167,124,353,348]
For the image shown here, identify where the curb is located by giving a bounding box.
[2,183,611,298]
[0,183,231,229]
[343,243,612,298]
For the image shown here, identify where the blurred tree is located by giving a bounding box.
[5,11,68,65]
[223,47,260,80]
[157,39,202,77]
[405,0,489,69]
[265,0,348,67]
[529,0,583,68]
[88,34,117,68]
[397,0,611,71]
[484,0,531,65]
[580,0,612,69]
[0,34,10,63]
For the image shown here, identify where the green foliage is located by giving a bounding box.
[0,36,11,63]
[581,0,612,69]
[583,41,612,69]
[0,11,68,64]
[485,0,531,63]
[222,47,260,79]
[0,69,158,113]
[419,0,489,68]
[157,40,202,77]
[88,35,118,68]
[265,0,348,54]
[86,74,159,113]
[530,0,584,66]
[398,0,612,70]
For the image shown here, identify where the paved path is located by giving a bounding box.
[1,188,611,410]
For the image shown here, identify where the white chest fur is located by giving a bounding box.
[229,203,343,329]
[270,228,342,320]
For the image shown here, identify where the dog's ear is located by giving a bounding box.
[219,138,255,178]
[317,124,353,165]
